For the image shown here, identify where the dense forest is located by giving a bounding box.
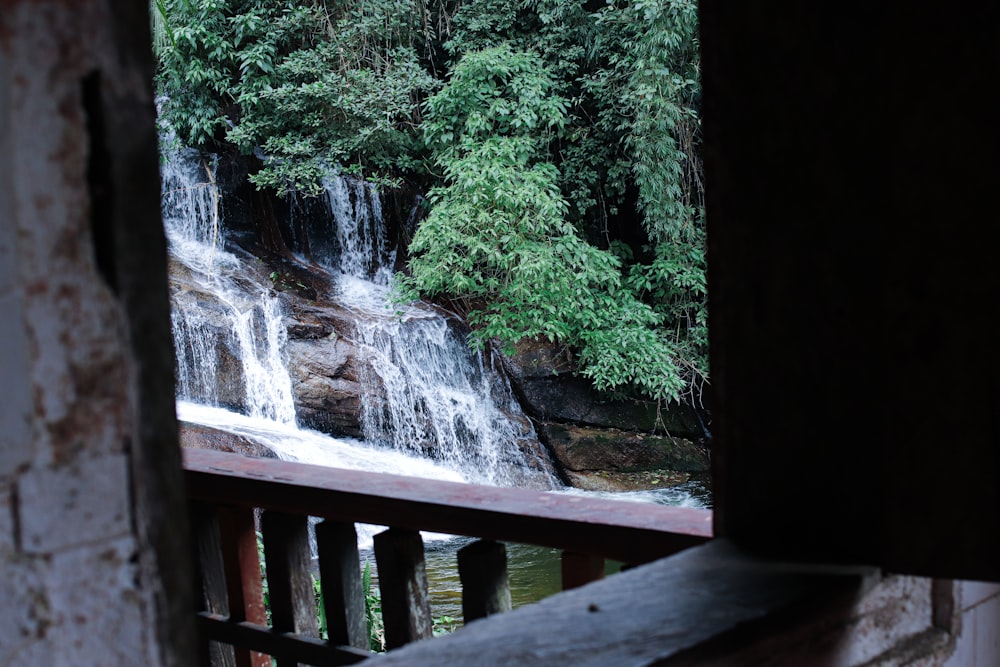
[153,0,706,407]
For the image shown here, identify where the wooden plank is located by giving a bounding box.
[261,512,320,667]
[315,521,368,651]
[457,540,511,623]
[217,505,270,667]
[190,502,238,667]
[561,552,605,591]
[370,540,877,666]
[184,449,712,565]
[372,529,433,649]
[196,613,369,666]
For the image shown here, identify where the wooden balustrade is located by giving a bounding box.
[184,448,713,666]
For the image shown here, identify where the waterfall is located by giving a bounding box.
[163,148,296,424]
[320,175,561,489]
[160,146,553,490]
[323,175,396,285]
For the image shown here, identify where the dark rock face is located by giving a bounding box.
[539,422,710,474]
[287,337,366,438]
[179,422,278,459]
[503,339,707,439]
[282,295,376,438]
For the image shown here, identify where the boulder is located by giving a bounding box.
[538,422,710,475]
[179,422,278,459]
[287,337,367,438]
[564,469,693,493]
[283,296,383,438]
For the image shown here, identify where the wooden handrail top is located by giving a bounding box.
[184,449,712,565]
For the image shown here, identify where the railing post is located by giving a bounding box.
[562,552,605,590]
[217,506,270,667]
[458,540,511,623]
[315,520,368,651]
[190,502,237,667]
[261,511,320,667]
[373,528,433,649]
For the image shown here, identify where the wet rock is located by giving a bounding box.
[538,422,709,475]
[503,412,565,488]
[565,469,691,492]
[179,422,278,459]
[283,298,378,438]
[169,263,249,412]
[286,333,368,438]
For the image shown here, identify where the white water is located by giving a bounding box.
[177,401,464,547]
[323,175,397,286]
[164,148,296,424]
[310,176,561,489]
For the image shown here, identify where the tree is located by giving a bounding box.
[400,45,687,401]
[155,0,437,193]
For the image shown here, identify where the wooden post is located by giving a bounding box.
[315,521,368,650]
[261,512,319,667]
[458,540,511,623]
[217,506,270,667]
[561,552,605,591]
[190,502,237,667]
[373,529,433,649]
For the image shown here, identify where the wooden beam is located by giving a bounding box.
[315,521,368,651]
[371,540,876,666]
[373,529,433,649]
[261,512,319,666]
[196,613,368,666]
[184,449,711,566]
[217,505,270,667]
[190,502,237,667]
[458,540,511,623]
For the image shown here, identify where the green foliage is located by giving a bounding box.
[155,0,709,402]
[400,45,688,401]
[313,576,328,640]
[434,0,708,398]
[256,531,271,625]
[156,0,438,193]
[423,45,567,157]
[433,614,460,636]
[362,560,386,652]
[596,0,703,244]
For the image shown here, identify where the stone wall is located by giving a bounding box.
[0,3,193,665]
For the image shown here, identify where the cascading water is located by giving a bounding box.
[161,143,702,505]
[163,147,296,424]
[161,146,526,546]
[314,175,561,489]
[324,175,396,286]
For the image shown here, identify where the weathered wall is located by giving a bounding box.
[700,576,1000,666]
[941,582,1000,667]
[0,2,194,665]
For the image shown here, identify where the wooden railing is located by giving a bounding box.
[184,448,713,666]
